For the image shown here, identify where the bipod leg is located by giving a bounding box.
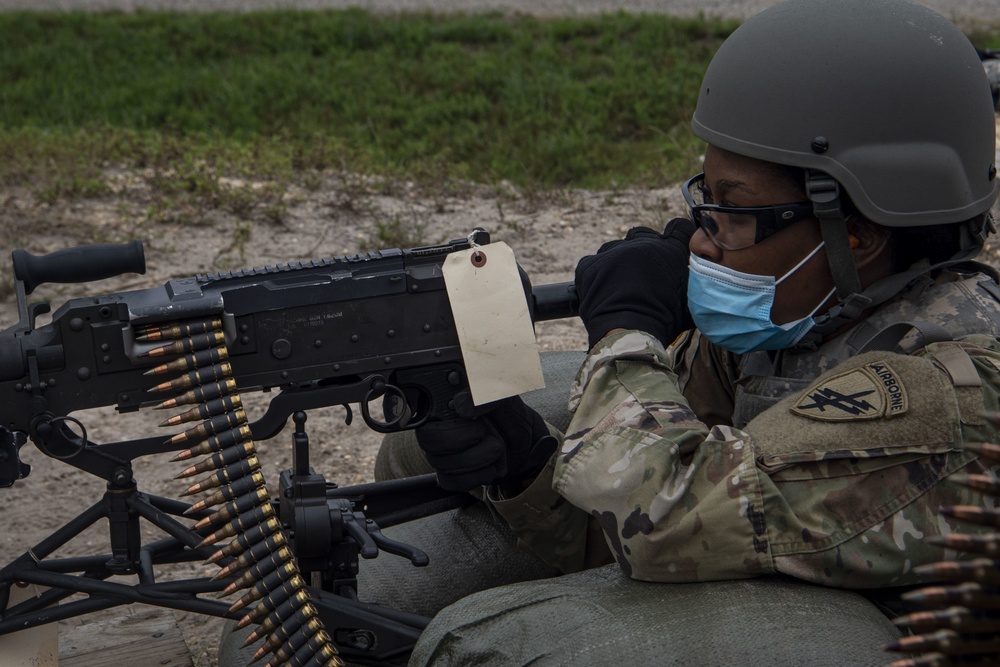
[0,497,116,633]
[0,485,235,637]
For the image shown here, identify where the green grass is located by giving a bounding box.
[0,10,996,199]
[0,10,737,193]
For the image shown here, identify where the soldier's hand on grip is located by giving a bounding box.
[574,218,695,349]
[415,390,556,492]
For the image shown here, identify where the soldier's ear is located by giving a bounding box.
[848,218,891,270]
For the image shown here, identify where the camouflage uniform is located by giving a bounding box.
[491,266,1000,587]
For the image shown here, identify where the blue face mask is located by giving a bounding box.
[687,243,835,354]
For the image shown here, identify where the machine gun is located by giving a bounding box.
[0,231,579,666]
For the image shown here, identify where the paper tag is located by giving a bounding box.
[442,241,545,405]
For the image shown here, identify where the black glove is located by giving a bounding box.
[415,391,557,492]
[574,218,695,348]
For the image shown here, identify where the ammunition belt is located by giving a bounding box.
[139,318,342,667]
[885,418,1000,667]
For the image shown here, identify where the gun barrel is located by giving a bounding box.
[531,282,579,322]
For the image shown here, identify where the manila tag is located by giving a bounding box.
[442,241,545,405]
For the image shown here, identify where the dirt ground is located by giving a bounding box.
[1,117,999,665]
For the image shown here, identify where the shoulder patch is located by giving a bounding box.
[790,360,908,422]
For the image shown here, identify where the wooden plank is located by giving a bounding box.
[0,584,59,667]
[59,608,193,667]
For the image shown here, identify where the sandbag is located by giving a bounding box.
[412,565,903,667]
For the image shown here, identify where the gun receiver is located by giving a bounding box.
[0,231,578,482]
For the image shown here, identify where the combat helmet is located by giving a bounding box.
[691,0,998,335]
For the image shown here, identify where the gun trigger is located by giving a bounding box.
[341,404,353,426]
[383,387,412,429]
[360,382,412,433]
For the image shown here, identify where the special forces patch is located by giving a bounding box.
[791,361,908,422]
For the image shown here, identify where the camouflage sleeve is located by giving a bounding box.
[555,330,1000,586]
[665,329,740,429]
[556,329,769,581]
[487,453,612,574]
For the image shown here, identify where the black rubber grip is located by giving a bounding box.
[531,281,579,322]
[11,240,146,295]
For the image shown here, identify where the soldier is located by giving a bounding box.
[357,0,1000,663]
[412,0,1000,587]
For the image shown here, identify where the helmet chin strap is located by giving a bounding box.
[798,171,871,346]
[795,171,989,351]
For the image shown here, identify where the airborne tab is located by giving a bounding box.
[791,360,908,421]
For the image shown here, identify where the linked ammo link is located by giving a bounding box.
[150,324,341,666]
[885,423,1000,667]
